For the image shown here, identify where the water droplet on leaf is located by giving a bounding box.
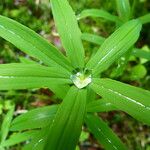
[71,68,92,89]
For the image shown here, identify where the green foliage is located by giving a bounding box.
[51,0,85,68]
[0,0,150,150]
[91,78,150,125]
[45,86,87,150]
[86,19,141,75]
[86,114,127,150]
[78,9,121,23]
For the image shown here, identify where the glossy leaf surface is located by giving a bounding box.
[51,0,85,68]
[0,63,71,90]
[0,105,15,143]
[132,48,150,60]
[87,99,118,113]
[22,127,48,150]
[0,63,71,78]
[91,78,150,125]
[81,33,105,46]
[1,131,38,147]
[11,105,58,131]
[85,114,127,150]
[0,15,72,71]
[116,0,131,21]
[139,13,150,24]
[78,9,121,23]
[86,19,142,75]
[45,86,87,150]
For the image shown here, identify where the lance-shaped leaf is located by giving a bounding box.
[139,13,150,24]
[85,114,127,150]
[18,59,70,99]
[0,105,15,143]
[86,19,142,75]
[132,48,150,60]
[81,33,105,46]
[0,63,71,90]
[0,15,73,71]
[10,105,58,131]
[91,78,150,125]
[87,99,118,113]
[51,0,85,68]
[22,127,48,150]
[78,9,121,23]
[115,0,131,22]
[44,86,87,150]
[49,84,70,99]
[1,131,39,148]
[0,63,71,78]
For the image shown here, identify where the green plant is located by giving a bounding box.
[0,0,150,150]
[79,0,150,78]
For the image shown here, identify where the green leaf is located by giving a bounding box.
[2,62,70,99]
[78,9,121,23]
[139,13,150,24]
[0,63,71,90]
[85,114,127,150]
[86,19,142,75]
[0,63,71,78]
[91,78,150,125]
[111,48,133,78]
[0,15,73,71]
[15,60,70,99]
[115,0,131,22]
[87,99,118,113]
[44,86,87,150]
[1,131,38,147]
[81,33,105,46]
[10,105,58,131]
[22,127,49,150]
[0,105,15,143]
[49,84,70,99]
[86,86,96,103]
[51,0,85,68]
[132,48,150,60]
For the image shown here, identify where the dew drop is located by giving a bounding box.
[71,68,92,89]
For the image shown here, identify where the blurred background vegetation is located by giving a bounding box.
[0,0,150,150]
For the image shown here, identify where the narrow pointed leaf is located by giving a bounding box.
[45,86,87,150]
[0,105,15,143]
[91,78,150,125]
[139,13,150,24]
[22,127,49,150]
[115,0,131,22]
[0,63,71,90]
[81,33,105,45]
[10,105,58,131]
[86,19,142,75]
[0,63,71,78]
[132,48,150,60]
[87,99,118,113]
[8,62,70,99]
[0,15,73,71]
[78,9,121,23]
[49,84,70,99]
[111,48,133,78]
[86,86,96,103]
[0,77,70,90]
[85,115,127,150]
[51,0,85,68]
[1,131,39,147]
